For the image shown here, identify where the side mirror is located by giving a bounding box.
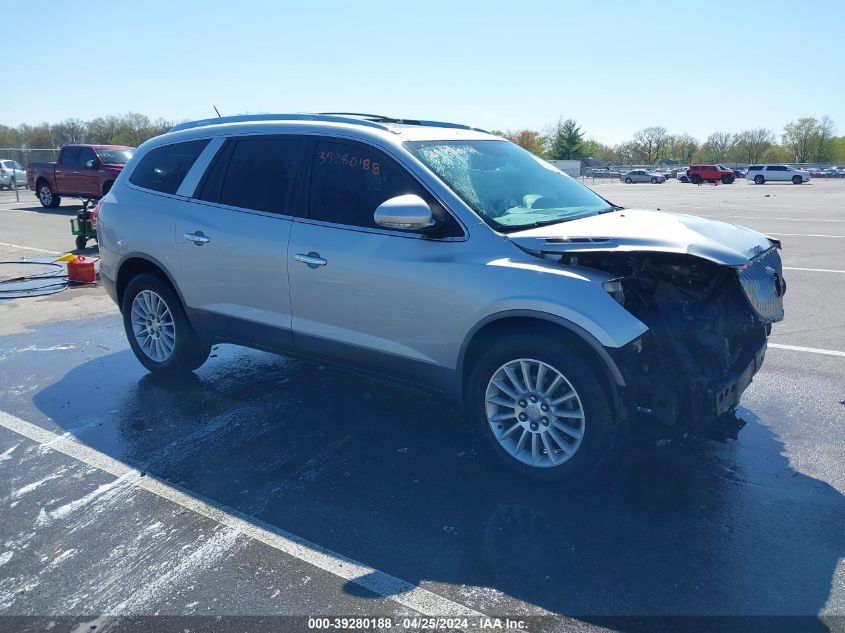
[374,194,437,231]
[86,159,98,170]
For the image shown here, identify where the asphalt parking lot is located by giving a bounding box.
[0,179,843,632]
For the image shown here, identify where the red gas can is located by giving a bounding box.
[67,256,96,283]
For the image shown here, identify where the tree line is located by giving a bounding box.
[494,116,845,165]
[0,113,174,149]
[2,112,843,165]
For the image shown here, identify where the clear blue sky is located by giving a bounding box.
[7,0,844,144]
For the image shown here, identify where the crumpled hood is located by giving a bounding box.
[507,209,776,266]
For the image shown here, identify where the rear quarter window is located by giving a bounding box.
[129,139,209,195]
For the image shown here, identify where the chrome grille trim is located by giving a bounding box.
[737,247,785,323]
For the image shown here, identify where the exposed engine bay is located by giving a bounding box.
[563,250,778,439]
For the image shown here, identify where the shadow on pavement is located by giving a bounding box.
[28,342,845,631]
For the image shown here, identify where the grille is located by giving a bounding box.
[737,248,785,323]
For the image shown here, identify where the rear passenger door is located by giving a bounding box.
[175,136,306,344]
[765,166,787,181]
[55,147,80,193]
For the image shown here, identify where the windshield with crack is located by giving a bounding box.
[405,139,610,231]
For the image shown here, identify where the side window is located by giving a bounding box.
[749,165,762,171]
[211,138,305,213]
[129,139,209,195]
[78,147,97,168]
[59,147,80,167]
[308,141,425,229]
[769,166,786,171]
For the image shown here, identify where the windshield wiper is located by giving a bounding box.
[598,204,623,214]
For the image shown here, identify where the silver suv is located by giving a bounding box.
[98,113,786,480]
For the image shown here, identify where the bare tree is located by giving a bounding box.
[632,126,671,164]
[734,128,775,164]
[813,116,836,162]
[614,140,638,164]
[50,119,86,146]
[782,117,819,163]
[699,131,736,162]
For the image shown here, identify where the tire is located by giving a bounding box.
[679,176,688,183]
[466,332,615,481]
[792,175,802,184]
[121,273,211,374]
[721,175,734,184]
[624,177,633,184]
[9,178,15,190]
[754,175,765,184]
[75,235,87,250]
[37,182,61,208]
[650,177,657,183]
[690,174,701,184]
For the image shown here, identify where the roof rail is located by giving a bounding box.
[169,113,394,133]
[317,112,484,132]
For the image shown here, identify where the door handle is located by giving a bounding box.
[183,231,210,245]
[295,252,327,268]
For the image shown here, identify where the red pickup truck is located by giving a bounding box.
[26,144,134,208]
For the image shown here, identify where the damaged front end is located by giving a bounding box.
[512,225,786,439]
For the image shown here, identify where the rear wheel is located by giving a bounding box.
[38,182,61,208]
[9,178,15,190]
[467,333,615,481]
[722,175,734,184]
[691,174,702,184]
[792,175,802,184]
[121,273,210,374]
[754,175,765,184]
[75,235,87,250]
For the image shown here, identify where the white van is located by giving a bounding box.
[746,165,810,184]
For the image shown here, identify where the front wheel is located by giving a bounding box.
[122,273,210,374]
[624,177,633,184]
[690,174,702,184]
[754,175,765,184]
[650,177,657,183]
[467,333,615,480]
[75,235,87,250]
[9,179,15,190]
[722,175,735,184]
[792,175,802,184]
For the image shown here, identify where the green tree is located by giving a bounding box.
[582,138,616,162]
[50,118,86,146]
[18,123,52,148]
[670,133,698,163]
[813,116,836,162]
[782,117,819,163]
[0,125,19,147]
[548,118,584,160]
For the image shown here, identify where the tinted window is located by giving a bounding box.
[766,165,787,171]
[60,147,80,167]
[130,139,209,194]
[209,138,304,213]
[749,165,763,170]
[308,140,423,229]
[78,147,97,168]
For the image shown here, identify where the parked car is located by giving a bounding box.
[687,164,735,184]
[807,168,825,178]
[731,168,747,179]
[26,144,134,208]
[746,164,810,184]
[98,113,786,480]
[0,159,26,190]
[677,169,690,183]
[822,167,845,178]
[622,169,665,183]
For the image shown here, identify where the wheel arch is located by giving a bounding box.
[115,254,186,312]
[456,311,627,412]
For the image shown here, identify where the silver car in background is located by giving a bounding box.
[0,159,26,190]
[621,169,665,183]
[97,113,785,480]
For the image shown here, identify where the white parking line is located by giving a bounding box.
[783,267,845,274]
[0,409,485,617]
[765,233,844,238]
[0,241,61,255]
[768,343,845,357]
[729,216,845,223]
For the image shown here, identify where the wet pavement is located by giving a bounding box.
[0,314,843,631]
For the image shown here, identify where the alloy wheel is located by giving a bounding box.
[485,358,585,468]
[130,290,176,362]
